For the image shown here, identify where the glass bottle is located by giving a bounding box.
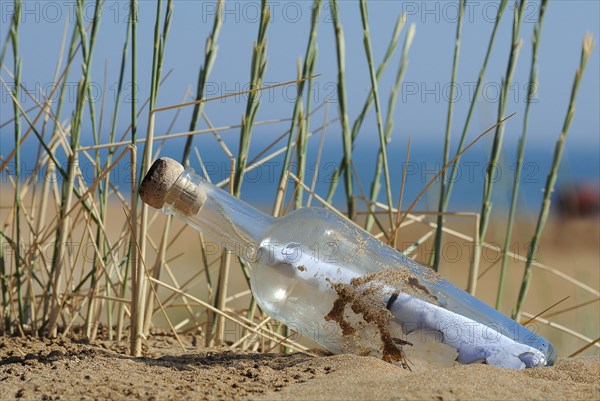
[139,157,556,370]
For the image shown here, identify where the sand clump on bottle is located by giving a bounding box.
[324,268,440,370]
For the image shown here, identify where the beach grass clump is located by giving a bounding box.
[0,0,597,359]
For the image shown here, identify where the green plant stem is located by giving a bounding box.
[147,0,221,337]
[102,21,130,341]
[365,24,415,233]
[328,0,354,217]
[497,0,548,310]
[326,14,405,210]
[84,1,110,340]
[229,0,269,347]
[47,0,102,336]
[513,34,594,319]
[273,1,321,215]
[0,235,9,331]
[475,1,526,291]
[37,26,81,310]
[118,0,137,343]
[181,0,224,166]
[432,0,508,267]
[431,0,465,272]
[359,0,394,229]
[135,0,174,355]
[293,0,322,209]
[0,78,105,231]
[232,0,270,197]
[481,0,526,236]
[10,0,24,327]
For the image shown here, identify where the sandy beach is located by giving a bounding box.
[1,334,598,401]
[2,0,599,398]
[1,192,598,400]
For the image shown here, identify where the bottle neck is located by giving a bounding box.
[163,169,275,260]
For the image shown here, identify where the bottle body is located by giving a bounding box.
[141,159,556,370]
[251,207,555,370]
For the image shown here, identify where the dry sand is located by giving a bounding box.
[1,334,598,401]
[1,187,598,400]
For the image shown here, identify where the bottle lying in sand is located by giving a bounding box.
[139,157,556,370]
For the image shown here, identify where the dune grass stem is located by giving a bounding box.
[480,0,526,235]
[134,0,177,355]
[105,22,131,340]
[273,0,322,215]
[10,0,24,327]
[47,0,102,336]
[513,34,594,319]
[84,1,110,340]
[431,0,465,272]
[431,0,508,269]
[293,0,321,210]
[126,0,140,349]
[217,0,270,345]
[327,0,354,217]
[232,0,270,197]
[496,0,548,310]
[472,1,526,296]
[181,0,223,166]
[118,0,137,343]
[0,235,8,331]
[32,20,81,283]
[364,24,415,233]
[0,0,595,360]
[325,14,406,210]
[359,0,394,229]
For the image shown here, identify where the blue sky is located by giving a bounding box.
[1,1,598,207]
[2,1,598,144]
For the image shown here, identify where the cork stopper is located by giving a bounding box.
[139,157,203,216]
